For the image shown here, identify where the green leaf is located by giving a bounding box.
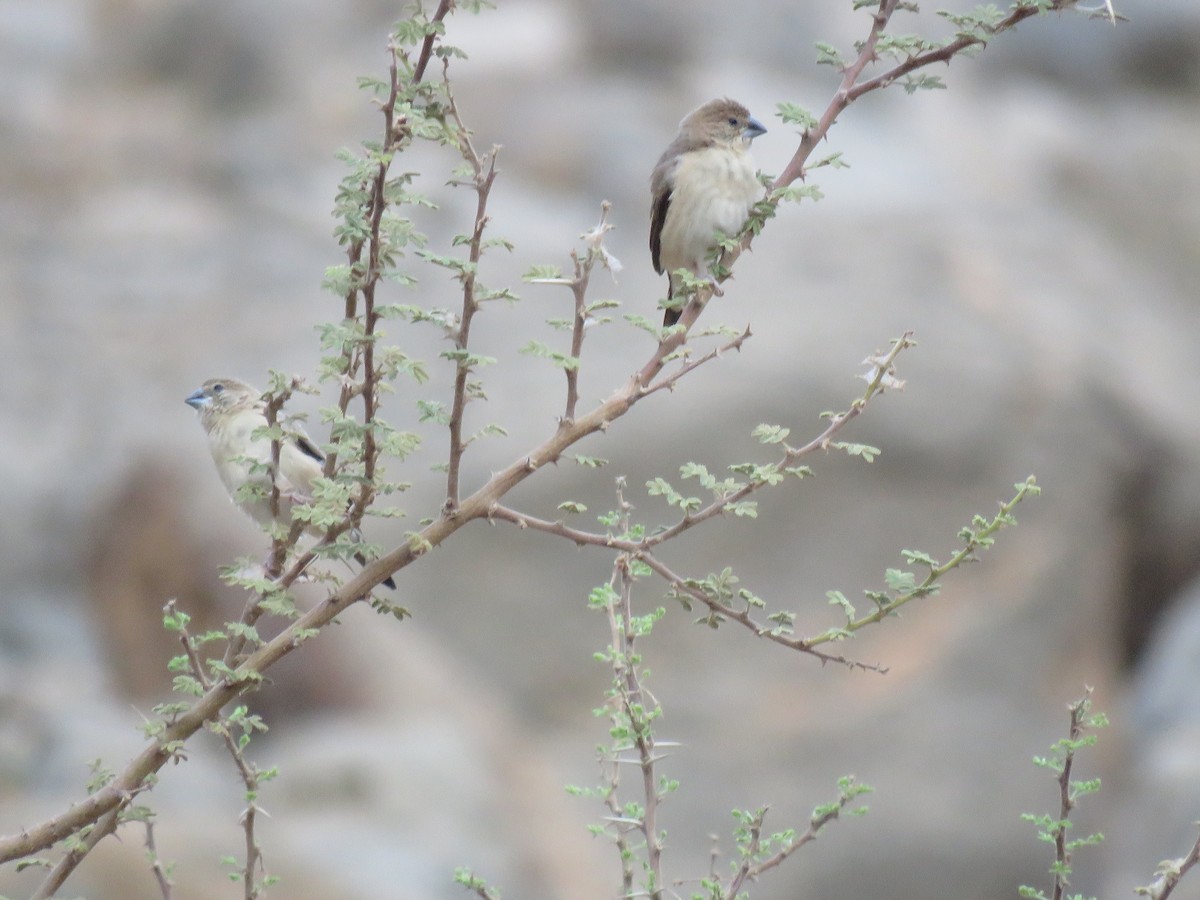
[772,183,825,204]
[884,568,916,591]
[519,340,580,370]
[417,399,449,425]
[827,590,856,622]
[162,608,191,632]
[902,73,948,94]
[522,263,565,282]
[900,549,939,568]
[752,423,791,444]
[724,500,758,518]
[831,441,880,462]
[172,675,205,697]
[811,151,849,170]
[815,42,845,67]
[777,101,817,129]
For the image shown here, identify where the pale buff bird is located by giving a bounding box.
[185,378,394,589]
[650,98,767,326]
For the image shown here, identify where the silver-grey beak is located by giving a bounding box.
[745,116,767,140]
[184,388,208,410]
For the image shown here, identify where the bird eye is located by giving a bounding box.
[727,117,738,126]
[212,383,225,394]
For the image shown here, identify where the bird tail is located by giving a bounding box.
[353,551,396,590]
[663,273,683,326]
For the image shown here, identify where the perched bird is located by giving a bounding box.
[185,378,395,590]
[650,98,767,326]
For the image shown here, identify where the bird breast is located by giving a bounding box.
[661,145,760,272]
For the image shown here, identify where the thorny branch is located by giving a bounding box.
[721,784,864,897]
[596,487,668,898]
[444,62,500,513]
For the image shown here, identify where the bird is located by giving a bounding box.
[185,377,395,590]
[650,98,767,327]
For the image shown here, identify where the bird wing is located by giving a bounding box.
[278,428,324,498]
[292,431,324,464]
[649,137,688,275]
[650,131,711,275]
[650,186,670,275]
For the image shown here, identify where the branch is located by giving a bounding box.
[29,807,120,900]
[777,0,1089,189]
[1138,828,1200,900]
[1021,688,1105,900]
[412,0,454,83]
[808,476,1038,644]
[638,553,888,673]
[617,558,665,895]
[444,108,499,511]
[724,779,868,896]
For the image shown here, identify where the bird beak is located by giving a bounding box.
[744,117,767,141]
[184,388,209,410]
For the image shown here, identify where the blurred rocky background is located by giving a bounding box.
[1,0,1199,897]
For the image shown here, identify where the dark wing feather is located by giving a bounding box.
[649,187,670,274]
[293,432,325,463]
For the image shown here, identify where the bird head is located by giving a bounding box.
[185,378,261,430]
[681,98,767,149]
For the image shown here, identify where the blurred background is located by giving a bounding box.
[2,0,1199,897]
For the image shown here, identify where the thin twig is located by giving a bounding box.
[638,553,888,673]
[724,786,861,896]
[412,0,454,83]
[145,821,173,900]
[1049,693,1090,900]
[1138,827,1200,900]
[621,559,664,896]
[444,150,499,511]
[599,565,640,896]
[596,481,667,898]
